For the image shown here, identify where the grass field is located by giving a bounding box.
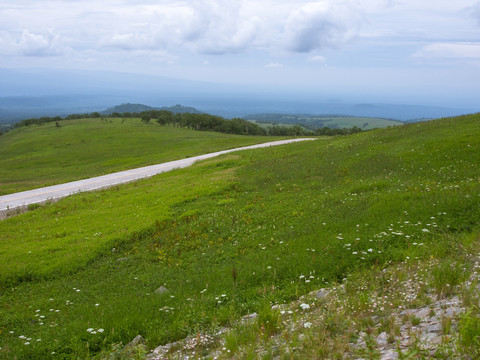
[0,114,479,359]
[0,118,281,195]
[306,115,402,129]
[248,120,311,131]
[245,114,403,130]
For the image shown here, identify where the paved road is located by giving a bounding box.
[0,138,315,212]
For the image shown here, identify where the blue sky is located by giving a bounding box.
[1,0,480,107]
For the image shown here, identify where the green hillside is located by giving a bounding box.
[0,114,479,359]
[0,118,280,195]
[245,113,403,130]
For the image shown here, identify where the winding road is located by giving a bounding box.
[0,138,315,213]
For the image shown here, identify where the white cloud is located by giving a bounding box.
[0,0,366,57]
[101,34,153,51]
[180,1,265,54]
[1,0,479,94]
[468,2,480,25]
[265,62,284,68]
[90,1,266,55]
[413,42,480,59]
[0,32,15,55]
[284,1,362,52]
[0,29,65,57]
[307,55,327,63]
[182,0,365,54]
[73,0,364,55]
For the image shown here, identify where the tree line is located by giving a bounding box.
[13,110,364,137]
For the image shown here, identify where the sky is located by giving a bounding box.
[1,0,480,107]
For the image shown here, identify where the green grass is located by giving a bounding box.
[458,309,480,357]
[0,118,281,195]
[0,114,479,359]
[431,260,468,298]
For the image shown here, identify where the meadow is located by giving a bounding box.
[245,114,403,130]
[0,114,479,359]
[0,118,280,195]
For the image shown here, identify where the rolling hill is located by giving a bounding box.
[0,117,280,195]
[0,113,479,359]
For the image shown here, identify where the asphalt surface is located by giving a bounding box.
[0,138,315,212]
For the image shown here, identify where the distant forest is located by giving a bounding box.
[10,111,364,137]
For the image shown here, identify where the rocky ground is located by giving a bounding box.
[108,250,480,360]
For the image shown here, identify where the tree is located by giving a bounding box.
[141,114,151,124]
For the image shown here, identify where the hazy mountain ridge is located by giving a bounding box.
[102,103,203,115]
[0,68,477,124]
[0,97,473,126]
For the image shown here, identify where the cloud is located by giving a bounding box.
[307,55,327,63]
[94,1,364,55]
[94,1,265,55]
[1,0,473,67]
[284,1,362,53]
[265,62,284,68]
[413,43,480,59]
[0,0,366,58]
[0,29,65,57]
[0,32,15,54]
[181,0,265,54]
[101,33,159,51]
[468,2,480,25]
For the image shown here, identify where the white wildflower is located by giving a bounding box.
[300,303,310,310]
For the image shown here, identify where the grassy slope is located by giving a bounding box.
[0,114,479,359]
[0,118,280,195]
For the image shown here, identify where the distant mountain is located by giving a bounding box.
[200,101,474,121]
[102,103,155,114]
[102,103,203,115]
[0,95,113,123]
[162,104,202,114]
[0,108,17,124]
[0,68,477,123]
